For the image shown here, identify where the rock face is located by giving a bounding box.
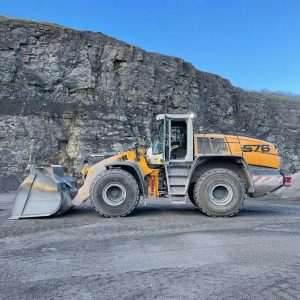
[1,16,300,191]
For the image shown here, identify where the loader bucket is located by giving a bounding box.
[10,165,77,219]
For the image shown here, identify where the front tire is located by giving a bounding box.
[193,168,245,217]
[90,169,140,217]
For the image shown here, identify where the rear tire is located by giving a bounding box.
[188,183,197,207]
[90,169,140,217]
[193,168,245,217]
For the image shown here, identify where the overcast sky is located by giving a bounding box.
[2,0,300,94]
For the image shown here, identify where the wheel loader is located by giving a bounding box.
[10,113,286,219]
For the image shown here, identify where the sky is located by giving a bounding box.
[1,0,300,94]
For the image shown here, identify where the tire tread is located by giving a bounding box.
[90,169,140,218]
[194,168,245,217]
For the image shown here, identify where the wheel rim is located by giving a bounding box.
[102,183,126,206]
[208,183,233,206]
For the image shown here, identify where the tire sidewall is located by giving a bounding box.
[188,183,197,206]
[194,170,244,216]
[91,170,139,217]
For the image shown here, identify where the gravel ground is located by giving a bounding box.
[1,193,300,300]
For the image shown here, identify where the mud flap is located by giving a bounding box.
[9,165,76,219]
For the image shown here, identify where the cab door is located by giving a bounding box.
[164,117,171,163]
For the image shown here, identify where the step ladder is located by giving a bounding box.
[165,162,192,204]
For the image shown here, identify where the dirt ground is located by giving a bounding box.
[1,193,300,299]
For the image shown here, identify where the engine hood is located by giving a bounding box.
[194,134,280,169]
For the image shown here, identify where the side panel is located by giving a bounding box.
[194,134,280,169]
[238,137,280,169]
[194,134,235,156]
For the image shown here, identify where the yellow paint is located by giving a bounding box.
[82,165,92,177]
[108,149,155,176]
[79,149,160,200]
[110,150,160,197]
[194,134,280,169]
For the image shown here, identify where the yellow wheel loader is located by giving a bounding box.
[10,113,286,219]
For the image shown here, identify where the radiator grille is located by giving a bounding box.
[197,137,228,155]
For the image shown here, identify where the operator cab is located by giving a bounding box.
[170,120,187,159]
[147,114,195,165]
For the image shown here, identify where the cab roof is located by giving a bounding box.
[156,113,196,120]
